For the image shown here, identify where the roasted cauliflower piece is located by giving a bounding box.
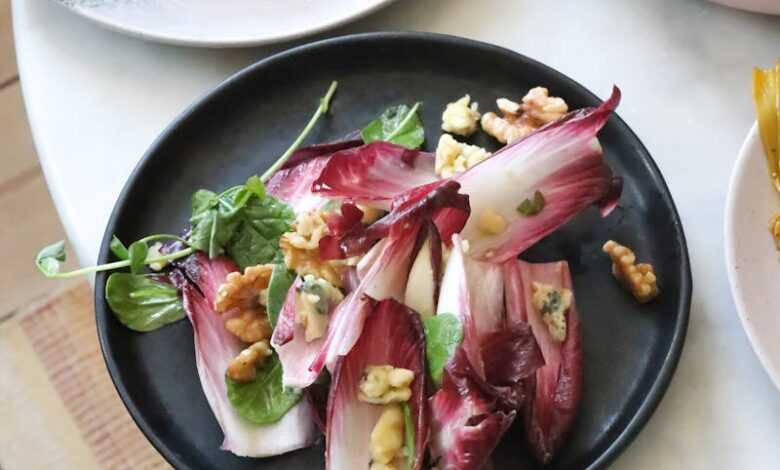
[280,210,346,287]
[603,240,659,303]
[359,365,415,405]
[441,94,481,137]
[435,134,491,178]
[369,404,405,469]
[531,282,573,342]
[226,340,272,382]
[481,86,568,144]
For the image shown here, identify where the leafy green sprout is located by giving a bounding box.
[35,81,339,280]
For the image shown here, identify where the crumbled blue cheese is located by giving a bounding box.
[531,282,573,342]
[435,134,491,178]
[441,94,481,137]
[294,274,344,342]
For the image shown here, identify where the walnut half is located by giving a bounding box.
[481,86,568,144]
[603,240,659,303]
[215,264,274,343]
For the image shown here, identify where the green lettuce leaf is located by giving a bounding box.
[226,354,302,425]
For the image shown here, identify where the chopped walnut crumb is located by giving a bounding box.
[225,309,272,344]
[226,340,272,382]
[441,94,481,137]
[369,404,405,469]
[481,87,568,144]
[280,211,347,287]
[603,240,659,303]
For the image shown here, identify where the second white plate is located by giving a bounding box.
[53,0,396,47]
[725,123,780,389]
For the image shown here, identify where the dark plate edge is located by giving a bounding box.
[92,31,693,470]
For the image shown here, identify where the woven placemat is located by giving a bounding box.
[0,282,169,470]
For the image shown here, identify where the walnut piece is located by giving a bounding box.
[225,309,273,344]
[441,94,481,137]
[603,240,659,303]
[359,365,415,405]
[280,211,346,287]
[369,403,405,469]
[435,134,491,178]
[215,264,274,343]
[226,340,272,382]
[481,86,568,144]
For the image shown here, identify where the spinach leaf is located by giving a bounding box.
[189,177,294,269]
[361,103,424,149]
[35,240,66,277]
[267,264,296,328]
[105,272,185,332]
[422,313,463,387]
[128,240,149,275]
[225,194,294,269]
[401,402,416,470]
[110,236,129,260]
[226,354,302,424]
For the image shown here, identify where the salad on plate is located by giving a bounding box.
[36,80,660,469]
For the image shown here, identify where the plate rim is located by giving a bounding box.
[49,0,397,48]
[724,122,780,390]
[93,31,692,469]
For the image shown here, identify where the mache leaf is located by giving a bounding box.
[422,313,463,387]
[267,264,296,328]
[226,354,302,425]
[361,103,424,149]
[105,272,185,332]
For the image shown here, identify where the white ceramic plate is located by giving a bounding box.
[725,123,780,389]
[52,0,396,47]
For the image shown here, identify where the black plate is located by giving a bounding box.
[95,32,691,470]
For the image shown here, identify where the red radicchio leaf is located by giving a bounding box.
[429,350,516,470]
[503,259,583,464]
[311,141,438,210]
[326,299,429,470]
[169,253,317,457]
[319,180,470,260]
[266,135,363,213]
[456,86,623,262]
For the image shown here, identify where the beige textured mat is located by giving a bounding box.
[0,282,169,470]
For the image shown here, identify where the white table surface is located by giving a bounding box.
[13,0,780,467]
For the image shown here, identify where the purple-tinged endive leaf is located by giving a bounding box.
[326,299,428,470]
[436,235,505,381]
[504,259,583,464]
[429,350,516,470]
[170,253,316,457]
[456,87,623,262]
